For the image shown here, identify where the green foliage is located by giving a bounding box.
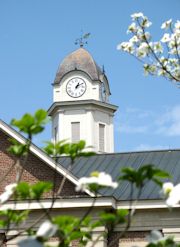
[31,182,52,200]
[44,140,95,162]
[15,181,52,200]
[44,140,70,157]
[99,209,128,226]
[0,210,29,227]
[8,138,28,157]
[1,108,174,246]
[119,164,170,187]
[52,215,92,246]
[11,109,48,137]
[147,237,180,247]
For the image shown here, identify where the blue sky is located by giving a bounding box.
[0,0,180,152]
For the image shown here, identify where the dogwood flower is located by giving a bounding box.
[36,220,57,238]
[0,183,17,204]
[18,237,43,247]
[143,64,156,75]
[153,42,163,53]
[76,172,118,192]
[142,18,152,28]
[129,36,139,43]
[147,230,164,244]
[162,182,174,195]
[161,33,171,43]
[161,19,172,29]
[175,20,180,30]
[117,41,134,53]
[131,12,144,20]
[161,182,180,207]
[127,23,137,33]
[137,42,149,57]
[166,184,180,207]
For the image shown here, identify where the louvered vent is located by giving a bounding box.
[99,124,105,152]
[71,122,80,143]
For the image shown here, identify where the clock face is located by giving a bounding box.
[66,77,86,98]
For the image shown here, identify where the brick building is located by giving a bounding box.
[0,47,180,246]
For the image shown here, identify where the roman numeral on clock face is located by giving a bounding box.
[66,77,87,98]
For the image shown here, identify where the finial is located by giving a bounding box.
[75,31,91,47]
[102,65,105,74]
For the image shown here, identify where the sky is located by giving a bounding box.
[0,0,180,152]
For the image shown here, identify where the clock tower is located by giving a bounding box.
[48,48,118,153]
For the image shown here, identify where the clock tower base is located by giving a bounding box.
[48,100,117,153]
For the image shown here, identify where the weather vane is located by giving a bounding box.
[75,31,91,47]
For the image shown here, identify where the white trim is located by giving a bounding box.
[0,197,117,211]
[163,228,180,233]
[0,198,177,211]
[0,120,93,196]
[117,199,180,209]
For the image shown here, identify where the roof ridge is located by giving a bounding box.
[58,148,180,158]
[0,119,93,197]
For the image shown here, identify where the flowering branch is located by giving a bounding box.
[117,12,180,85]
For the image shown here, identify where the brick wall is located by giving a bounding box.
[0,129,85,197]
[107,231,149,247]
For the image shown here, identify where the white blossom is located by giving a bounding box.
[142,18,152,28]
[144,64,156,75]
[76,172,118,192]
[117,42,134,53]
[131,12,144,20]
[36,220,57,238]
[147,230,164,244]
[158,69,167,76]
[175,20,180,30]
[144,32,151,40]
[127,23,137,33]
[0,183,17,204]
[129,36,138,43]
[159,56,168,66]
[138,32,151,41]
[161,33,171,43]
[166,184,180,207]
[162,182,174,195]
[161,19,172,29]
[18,237,43,247]
[161,182,180,207]
[153,42,163,53]
[137,42,149,57]
[169,48,178,55]
[168,58,179,65]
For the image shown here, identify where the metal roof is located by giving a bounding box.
[58,150,180,201]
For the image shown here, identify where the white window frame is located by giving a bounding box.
[99,123,105,152]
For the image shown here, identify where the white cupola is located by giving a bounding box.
[48,48,118,153]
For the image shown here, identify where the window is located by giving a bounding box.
[71,122,80,143]
[99,124,105,152]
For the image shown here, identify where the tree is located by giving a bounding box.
[0,13,180,246]
[117,13,180,86]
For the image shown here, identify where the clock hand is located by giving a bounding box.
[76,83,84,88]
[75,83,79,89]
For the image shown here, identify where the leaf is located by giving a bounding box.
[35,109,47,123]
[119,164,170,188]
[16,182,31,199]
[10,109,48,136]
[31,182,52,199]
[77,140,86,150]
